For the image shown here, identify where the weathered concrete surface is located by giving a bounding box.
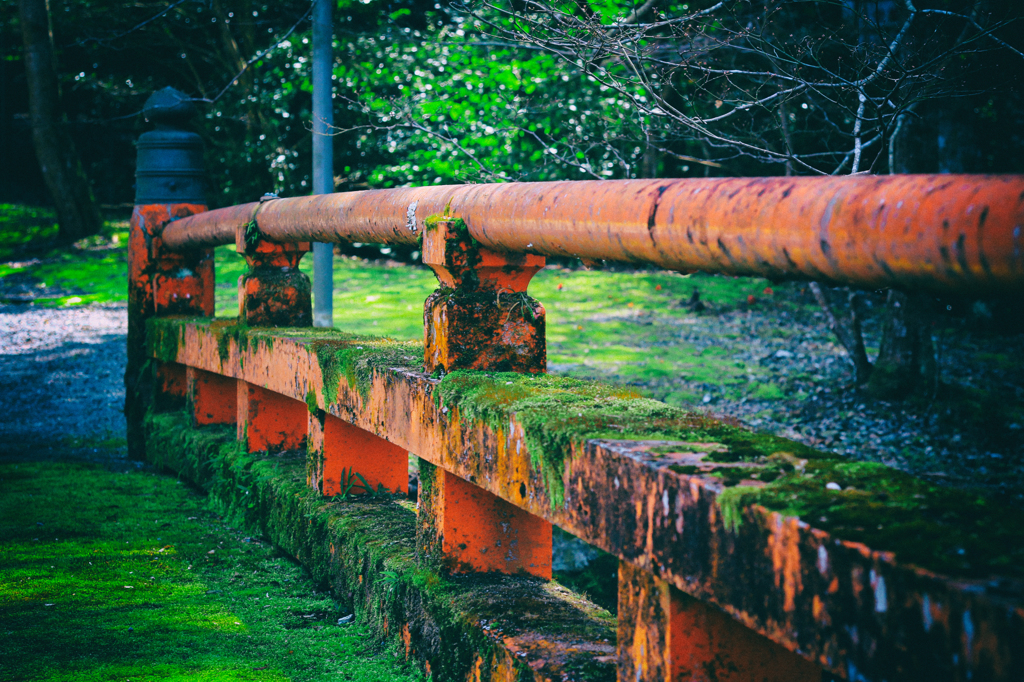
[617,561,820,682]
[417,461,553,579]
[144,410,617,682]
[126,201,211,460]
[237,239,311,328]
[422,218,547,374]
[147,318,1024,682]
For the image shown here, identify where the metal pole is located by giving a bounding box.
[311,0,334,327]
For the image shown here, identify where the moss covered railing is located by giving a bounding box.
[126,92,1024,682]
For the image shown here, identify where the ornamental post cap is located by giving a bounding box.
[143,87,196,128]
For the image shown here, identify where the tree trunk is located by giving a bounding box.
[809,283,873,386]
[18,0,101,243]
[867,290,936,399]
[853,103,938,399]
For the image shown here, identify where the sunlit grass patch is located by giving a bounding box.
[0,207,130,305]
[0,204,59,259]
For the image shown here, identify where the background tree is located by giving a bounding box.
[407,0,1021,397]
[17,0,102,242]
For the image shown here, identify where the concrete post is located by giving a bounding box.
[421,217,546,374]
[617,562,821,682]
[416,215,552,578]
[307,411,408,496]
[235,213,312,327]
[126,87,212,459]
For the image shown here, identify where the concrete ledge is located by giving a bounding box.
[144,410,617,682]
[147,318,1024,681]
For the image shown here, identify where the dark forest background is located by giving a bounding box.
[2,0,1023,210]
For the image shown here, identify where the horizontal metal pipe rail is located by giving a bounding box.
[161,175,1024,295]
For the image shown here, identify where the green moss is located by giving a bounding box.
[148,319,182,363]
[141,412,615,682]
[434,370,834,510]
[213,319,249,363]
[752,382,785,400]
[0,459,423,682]
[311,336,422,406]
[436,370,754,509]
[717,459,1024,578]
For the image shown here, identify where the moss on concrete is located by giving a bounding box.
[145,321,1024,581]
[310,336,422,407]
[148,318,183,364]
[143,411,616,681]
[718,459,1024,579]
[434,370,825,509]
[434,370,1024,580]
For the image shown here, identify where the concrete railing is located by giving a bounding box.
[126,88,1024,682]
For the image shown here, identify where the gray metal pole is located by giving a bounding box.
[312,0,334,327]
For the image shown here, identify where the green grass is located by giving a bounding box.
[0,205,60,259]
[0,204,129,306]
[214,247,436,341]
[0,460,424,682]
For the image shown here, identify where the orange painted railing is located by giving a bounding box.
[134,177,1024,682]
[127,87,1024,682]
[162,176,1024,296]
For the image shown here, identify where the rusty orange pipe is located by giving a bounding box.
[161,175,1024,293]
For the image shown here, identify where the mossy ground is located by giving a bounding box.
[0,205,130,306]
[0,458,424,681]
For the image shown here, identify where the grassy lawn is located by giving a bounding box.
[0,205,130,307]
[0,459,423,682]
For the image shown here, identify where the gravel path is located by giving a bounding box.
[0,303,128,465]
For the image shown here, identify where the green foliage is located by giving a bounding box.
[336,11,655,186]
[339,467,373,498]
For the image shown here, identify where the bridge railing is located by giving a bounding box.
[127,87,1024,682]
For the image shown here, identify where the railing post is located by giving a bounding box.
[421,217,546,374]
[235,214,312,327]
[126,87,212,459]
[232,217,312,454]
[617,562,821,682]
[416,216,552,578]
[186,366,236,427]
[307,410,408,496]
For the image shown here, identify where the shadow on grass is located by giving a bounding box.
[0,460,424,682]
